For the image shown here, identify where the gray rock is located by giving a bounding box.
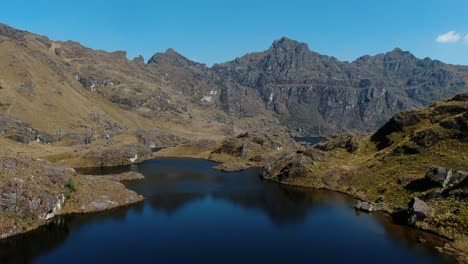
[0,178,25,214]
[240,142,255,158]
[450,170,468,188]
[355,200,377,212]
[442,171,468,197]
[425,165,452,188]
[375,196,385,204]
[408,197,430,225]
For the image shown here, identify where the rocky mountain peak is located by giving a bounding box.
[132,55,145,65]
[385,48,416,60]
[147,48,201,68]
[270,37,310,52]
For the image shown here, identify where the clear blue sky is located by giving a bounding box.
[2,0,468,65]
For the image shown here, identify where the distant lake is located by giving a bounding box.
[293,136,326,146]
[0,158,454,264]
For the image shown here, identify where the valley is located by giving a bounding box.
[0,22,467,263]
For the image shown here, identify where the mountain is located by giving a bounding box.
[0,23,279,140]
[213,37,468,134]
[0,23,467,137]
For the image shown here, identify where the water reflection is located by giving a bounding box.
[0,158,454,264]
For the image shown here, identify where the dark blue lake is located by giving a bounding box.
[0,158,454,263]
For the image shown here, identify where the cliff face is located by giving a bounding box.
[213,38,468,135]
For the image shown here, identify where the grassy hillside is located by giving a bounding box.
[0,23,278,140]
[263,93,468,262]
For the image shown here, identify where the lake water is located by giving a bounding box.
[0,158,454,264]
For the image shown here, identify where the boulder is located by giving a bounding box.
[442,171,468,198]
[408,197,430,225]
[355,200,378,212]
[425,165,452,188]
[425,166,468,189]
[375,196,385,204]
[451,170,468,187]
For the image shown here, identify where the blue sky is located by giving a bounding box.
[2,0,468,65]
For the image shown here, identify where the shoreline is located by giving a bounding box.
[261,172,468,263]
[0,154,466,263]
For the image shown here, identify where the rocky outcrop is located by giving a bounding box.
[315,134,359,153]
[135,130,188,148]
[0,23,26,42]
[371,110,424,149]
[0,158,74,219]
[100,171,145,182]
[371,93,468,156]
[61,172,144,214]
[0,157,75,238]
[263,153,312,182]
[58,131,94,146]
[0,157,146,239]
[0,115,56,144]
[85,144,152,167]
[212,132,296,161]
[212,163,250,172]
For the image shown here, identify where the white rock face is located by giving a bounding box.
[44,194,65,220]
[201,95,212,103]
[129,154,138,163]
[443,169,453,188]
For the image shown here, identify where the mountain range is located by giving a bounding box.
[1,23,467,136]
